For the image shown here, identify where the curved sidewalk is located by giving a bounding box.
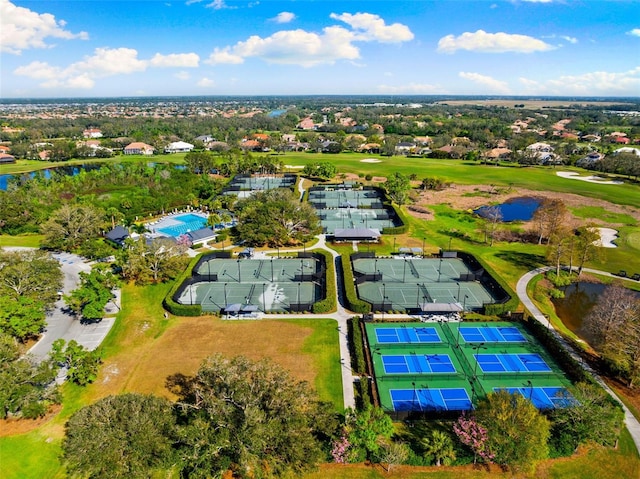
[516,267,640,454]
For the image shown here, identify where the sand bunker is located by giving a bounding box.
[557,171,624,185]
[285,165,304,169]
[360,158,382,163]
[591,227,618,248]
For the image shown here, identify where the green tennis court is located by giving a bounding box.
[366,322,574,415]
[176,257,323,313]
[354,257,496,312]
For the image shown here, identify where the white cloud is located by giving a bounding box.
[0,0,88,54]
[438,30,554,53]
[521,0,553,3]
[628,28,640,37]
[273,12,295,24]
[459,72,511,94]
[206,12,413,67]
[519,67,640,95]
[560,35,578,44]
[330,12,414,43]
[207,47,245,64]
[14,47,200,90]
[197,77,215,87]
[149,52,200,67]
[206,0,235,9]
[377,82,443,94]
[175,71,191,80]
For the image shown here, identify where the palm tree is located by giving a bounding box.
[421,430,456,467]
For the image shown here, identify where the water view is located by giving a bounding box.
[553,282,640,341]
[475,196,542,222]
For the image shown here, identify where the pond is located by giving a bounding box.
[0,162,186,190]
[552,281,640,341]
[0,163,104,190]
[474,196,541,222]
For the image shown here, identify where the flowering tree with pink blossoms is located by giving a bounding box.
[453,412,494,465]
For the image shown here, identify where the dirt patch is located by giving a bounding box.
[410,184,640,225]
[88,317,316,401]
[0,404,62,437]
[372,176,387,183]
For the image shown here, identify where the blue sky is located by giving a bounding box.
[1,0,639,98]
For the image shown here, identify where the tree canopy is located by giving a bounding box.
[168,354,338,478]
[475,390,550,472]
[234,189,322,247]
[63,393,177,479]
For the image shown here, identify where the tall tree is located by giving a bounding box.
[574,225,601,275]
[344,406,394,463]
[384,172,411,205]
[169,354,338,479]
[549,382,624,455]
[0,332,60,419]
[235,189,321,247]
[531,199,568,245]
[480,206,502,247]
[0,249,62,307]
[41,204,106,252]
[63,394,177,479]
[0,295,46,341]
[475,390,550,473]
[583,285,640,387]
[117,237,189,284]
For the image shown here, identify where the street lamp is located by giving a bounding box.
[463,294,468,312]
[224,283,228,309]
[382,283,386,319]
[422,237,425,258]
[262,283,266,313]
[237,259,241,283]
[438,256,443,282]
[456,282,461,302]
[525,380,533,401]
[403,259,407,283]
[472,343,487,380]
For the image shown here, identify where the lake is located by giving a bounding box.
[474,196,541,222]
[552,281,640,341]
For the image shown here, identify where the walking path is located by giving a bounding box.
[516,267,640,454]
[255,233,356,410]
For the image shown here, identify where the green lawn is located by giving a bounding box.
[0,432,66,479]
[0,234,43,248]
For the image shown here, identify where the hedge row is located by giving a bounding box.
[163,254,203,316]
[521,315,591,384]
[348,316,372,410]
[467,254,519,316]
[311,249,337,314]
[342,254,371,313]
[381,202,409,235]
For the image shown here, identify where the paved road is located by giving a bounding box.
[516,267,640,455]
[24,251,118,361]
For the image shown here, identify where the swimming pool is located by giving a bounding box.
[157,214,207,237]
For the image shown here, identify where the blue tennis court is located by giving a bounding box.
[375,326,442,344]
[382,354,456,374]
[459,326,527,343]
[475,353,551,373]
[494,387,576,409]
[390,388,473,411]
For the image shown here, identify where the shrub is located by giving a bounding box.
[341,255,371,313]
[312,249,336,313]
[163,254,203,316]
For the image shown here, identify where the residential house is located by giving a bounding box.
[297,117,317,130]
[581,134,601,143]
[105,225,130,247]
[124,142,155,155]
[0,145,11,154]
[195,135,215,143]
[485,148,512,160]
[165,141,194,153]
[614,147,640,157]
[395,142,416,155]
[0,153,16,164]
[576,152,604,168]
[83,128,103,139]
